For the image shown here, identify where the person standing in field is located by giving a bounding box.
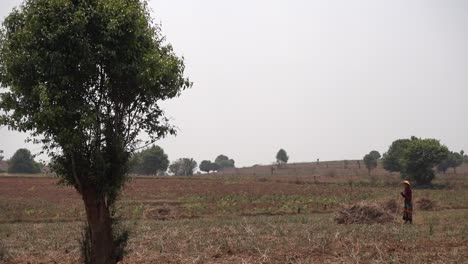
[400,180,413,224]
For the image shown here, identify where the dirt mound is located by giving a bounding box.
[334,202,395,224]
[416,198,438,211]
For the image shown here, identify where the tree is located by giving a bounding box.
[8,148,41,174]
[0,1,190,263]
[436,158,450,174]
[215,154,235,170]
[199,160,211,174]
[363,150,380,176]
[463,150,468,164]
[437,151,463,174]
[0,149,3,162]
[130,146,169,175]
[369,150,381,160]
[169,158,197,176]
[382,139,411,172]
[382,137,448,185]
[276,149,289,168]
[199,160,218,174]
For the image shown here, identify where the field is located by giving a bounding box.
[1,164,468,263]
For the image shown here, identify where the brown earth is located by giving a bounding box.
[0,172,467,263]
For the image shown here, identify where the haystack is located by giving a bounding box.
[334,202,394,224]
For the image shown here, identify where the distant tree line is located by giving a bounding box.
[128,147,237,176]
[200,154,235,174]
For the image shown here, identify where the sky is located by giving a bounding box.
[0,0,467,167]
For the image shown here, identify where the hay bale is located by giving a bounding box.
[334,202,394,224]
[416,198,438,211]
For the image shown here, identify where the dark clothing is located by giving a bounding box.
[401,186,412,203]
[403,201,413,221]
[401,186,413,222]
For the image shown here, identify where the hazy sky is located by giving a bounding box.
[1,0,467,167]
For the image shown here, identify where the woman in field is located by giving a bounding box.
[400,180,413,224]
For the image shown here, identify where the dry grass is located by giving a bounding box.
[0,172,467,263]
[417,198,439,211]
[1,211,468,263]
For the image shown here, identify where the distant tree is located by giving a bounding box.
[199,160,210,173]
[168,161,181,176]
[169,158,197,176]
[343,160,349,169]
[382,137,448,185]
[130,146,169,175]
[463,150,468,164]
[438,151,463,174]
[0,149,3,162]
[276,149,289,168]
[363,150,380,176]
[369,151,381,160]
[437,158,450,174]
[199,160,217,174]
[215,155,235,170]
[8,148,41,174]
[211,162,220,171]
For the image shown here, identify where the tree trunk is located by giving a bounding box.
[83,189,116,264]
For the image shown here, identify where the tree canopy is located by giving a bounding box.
[363,150,380,175]
[382,139,411,172]
[215,154,235,170]
[199,160,219,174]
[130,145,169,175]
[169,158,197,176]
[8,148,41,174]
[0,0,190,263]
[382,137,448,185]
[276,149,289,167]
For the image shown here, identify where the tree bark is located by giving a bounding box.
[83,189,116,264]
